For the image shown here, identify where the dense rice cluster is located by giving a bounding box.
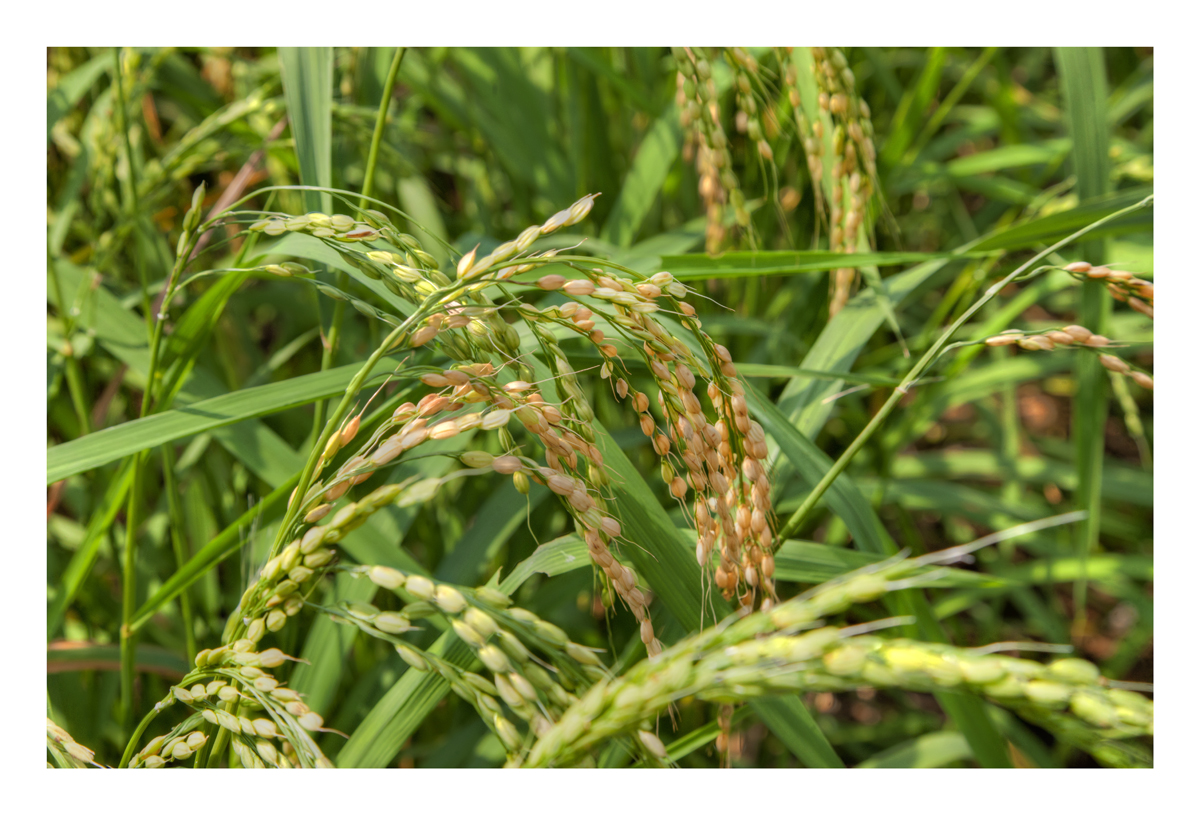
[518,550,1154,768]
[675,48,746,253]
[129,192,794,765]
[808,47,879,315]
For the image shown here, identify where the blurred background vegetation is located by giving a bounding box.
[47,46,1152,768]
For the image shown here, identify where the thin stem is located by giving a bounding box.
[361,47,406,207]
[776,195,1152,542]
[118,700,166,768]
[119,450,146,732]
[119,232,197,731]
[111,48,151,340]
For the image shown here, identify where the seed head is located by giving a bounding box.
[492,455,524,474]
[434,585,468,614]
[374,611,414,634]
[405,575,436,601]
[478,644,514,674]
[563,279,595,297]
[562,193,599,227]
[1099,354,1130,374]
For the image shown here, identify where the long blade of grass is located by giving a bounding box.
[857,731,972,769]
[880,47,947,168]
[436,483,551,586]
[278,47,332,214]
[1054,46,1113,637]
[601,106,683,248]
[47,459,134,638]
[47,50,112,139]
[661,249,967,279]
[47,362,367,483]
[47,642,192,679]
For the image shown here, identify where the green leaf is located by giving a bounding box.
[498,533,588,594]
[773,540,884,583]
[278,47,333,214]
[47,642,191,679]
[437,482,550,587]
[857,731,972,768]
[971,187,1149,253]
[661,250,962,280]
[601,107,683,248]
[1056,46,1113,635]
[47,459,133,638]
[156,271,250,409]
[47,362,366,484]
[450,48,572,204]
[48,50,112,139]
[880,47,947,168]
[776,259,948,439]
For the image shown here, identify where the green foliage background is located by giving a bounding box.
[46,46,1152,768]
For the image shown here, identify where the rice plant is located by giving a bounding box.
[47,46,1153,769]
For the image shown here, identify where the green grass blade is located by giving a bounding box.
[970,186,1149,252]
[880,47,947,168]
[661,250,964,279]
[775,259,947,438]
[47,642,191,679]
[52,260,304,486]
[47,460,134,638]
[1055,46,1113,636]
[773,540,885,583]
[499,533,589,593]
[337,631,472,767]
[48,50,112,139]
[278,47,333,214]
[156,271,250,410]
[565,48,656,114]
[450,48,572,203]
[857,731,972,768]
[47,362,366,483]
[601,107,683,247]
